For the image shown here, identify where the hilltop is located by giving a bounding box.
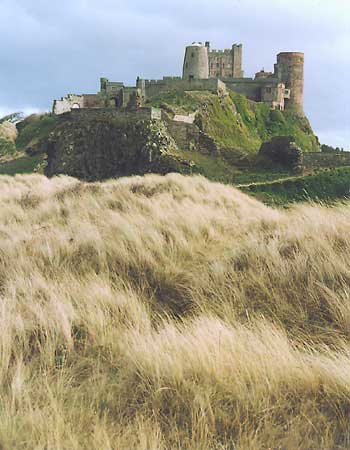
[0,90,318,181]
[1,173,350,449]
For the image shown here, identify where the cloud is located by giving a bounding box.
[0,107,41,120]
[0,0,349,146]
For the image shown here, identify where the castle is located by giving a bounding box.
[53,42,304,116]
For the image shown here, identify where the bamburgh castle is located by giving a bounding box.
[53,41,304,116]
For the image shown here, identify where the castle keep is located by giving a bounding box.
[53,42,304,116]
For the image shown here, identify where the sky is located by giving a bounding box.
[0,0,349,148]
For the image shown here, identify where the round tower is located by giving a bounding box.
[276,52,304,115]
[182,43,209,80]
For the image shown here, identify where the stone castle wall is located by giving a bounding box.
[52,42,304,117]
[63,107,162,122]
[53,94,85,115]
[208,44,243,78]
[140,77,226,99]
[222,77,283,103]
[53,94,105,115]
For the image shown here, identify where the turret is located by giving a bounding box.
[275,52,304,115]
[232,44,243,78]
[182,42,209,80]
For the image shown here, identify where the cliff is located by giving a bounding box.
[44,114,193,180]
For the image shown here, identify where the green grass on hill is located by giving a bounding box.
[178,149,292,185]
[242,167,350,205]
[0,138,16,157]
[146,90,319,156]
[0,154,45,175]
[16,114,57,152]
[145,90,200,113]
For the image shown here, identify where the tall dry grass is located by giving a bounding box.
[1,173,350,449]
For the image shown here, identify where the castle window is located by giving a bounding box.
[266,87,272,93]
[191,52,195,58]
[216,63,219,68]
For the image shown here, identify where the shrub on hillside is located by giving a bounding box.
[0,121,18,142]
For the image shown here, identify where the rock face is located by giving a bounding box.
[45,115,194,181]
[259,136,303,172]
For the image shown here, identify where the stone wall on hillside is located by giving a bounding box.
[303,152,350,170]
[166,120,218,155]
[66,107,162,122]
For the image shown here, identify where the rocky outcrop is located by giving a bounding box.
[259,136,303,172]
[44,114,194,181]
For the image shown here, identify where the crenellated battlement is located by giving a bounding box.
[52,41,304,116]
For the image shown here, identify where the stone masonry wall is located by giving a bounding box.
[141,77,224,99]
[166,120,218,155]
[65,107,161,122]
[208,44,243,78]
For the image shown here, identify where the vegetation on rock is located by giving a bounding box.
[16,114,57,153]
[44,116,191,180]
[147,90,319,155]
[0,121,18,157]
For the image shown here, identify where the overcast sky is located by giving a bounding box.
[0,0,349,147]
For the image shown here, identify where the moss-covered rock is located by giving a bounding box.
[45,115,194,180]
[259,136,303,173]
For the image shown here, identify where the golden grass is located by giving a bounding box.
[1,173,350,448]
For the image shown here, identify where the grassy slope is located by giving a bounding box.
[0,114,57,175]
[16,114,57,152]
[2,173,350,449]
[147,90,319,155]
[0,122,18,157]
[243,167,350,205]
[0,154,45,175]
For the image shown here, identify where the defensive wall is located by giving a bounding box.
[53,94,106,115]
[138,77,227,98]
[222,77,289,108]
[303,152,350,170]
[61,107,162,122]
[53,42,304,116]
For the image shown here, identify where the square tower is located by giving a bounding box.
[208,43,243,79]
